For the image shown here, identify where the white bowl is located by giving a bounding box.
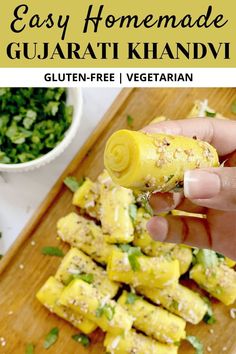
[0,88,83,172]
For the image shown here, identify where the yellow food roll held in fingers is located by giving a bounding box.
[134,208,192,274]
[57,212,116,265]
[59,279,133,335]
[104,330,178,354]
[190,263,236,306]
[118,291,186,344]
[104,129,219,192]
[72,178,99,218]
[55,248,119,298]
[107,247,180,288]
[36,276,96,334]
[137,283,208,325]
[99,173,135,244]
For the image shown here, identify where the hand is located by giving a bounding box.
[142,118,236,260]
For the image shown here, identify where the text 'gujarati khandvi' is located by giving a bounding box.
[104,130,219,192]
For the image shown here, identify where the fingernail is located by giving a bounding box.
[149,193,175,212]
[146,217,168,241]
[184,170,221,199]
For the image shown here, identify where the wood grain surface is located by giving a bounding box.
[0,88,236,354]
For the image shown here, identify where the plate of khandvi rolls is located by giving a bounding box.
[0,88,236,354]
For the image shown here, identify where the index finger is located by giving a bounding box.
[142,118,236,156]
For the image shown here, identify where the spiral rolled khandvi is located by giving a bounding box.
[104,330,178,354]
[104,129,219,192]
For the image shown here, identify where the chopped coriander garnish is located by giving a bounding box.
[129,204,137,223]
[119,244,142,271]
[0,254,3,260]
[0,88,73,164]
[64,176,85,192]
[76,273,94,284]
[203,297,216,325]
[127,115,134,127]
[126,292,139,304]
[205,110,216,117]
[231,100,236,115]
[96,303,115,321]
[196,249,218,269]
[138,193,153,216]
[41,246,64,257]
[72,333,90,347]
[43,327,59,349]
[216,252,225,260]
[171,300,179,311]
[25,343,35,354]
[186,335,203,354]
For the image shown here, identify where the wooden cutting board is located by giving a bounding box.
[0,88,236,354]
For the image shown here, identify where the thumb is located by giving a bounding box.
[184,167,236,211]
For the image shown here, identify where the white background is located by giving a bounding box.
[0,87,121,255]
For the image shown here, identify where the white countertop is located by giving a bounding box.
[0,87,121,255]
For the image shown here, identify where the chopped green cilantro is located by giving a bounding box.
[25,343,35,354]
[43,327,59,349]
[76,273,94,284]
[41,246,64,257]
[96,303,115,321]
[138,194,153,216]
[72,333,90,347]
[119,244,142,271]
[205,110,216,118]
[129,204,137,223]
[127,115,134,127]
[231,100,236,115]
[196,249,218,269]
[186,336,203,354]
[126,292,139,304]
[203,297,216,324]
[171,300,179,310]
[0,88,73,164]
[0,254,3,260]
[64,176,85,192]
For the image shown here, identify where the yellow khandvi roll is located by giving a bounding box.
[190,263,236,306]
[55,248,119,298]
[137,283,208,325]
[107,247,180,288]
[104,130,219,192]
[36,277,96,334]
[118,291,186,344]
[59,279,133,335]
[104,330,178,354]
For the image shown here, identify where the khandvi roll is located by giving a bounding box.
[55,248,119,298]
[137,283,208,325]
[72,178,99,218]
[107,246,180,288]
[98,171,135,244]
[118,291,186,344]
[104,129,219,192]
[104,330,178,354]
[36,277,96,334]
[59,279,133,335]
[190,263,236,306]
[57,212,117,265]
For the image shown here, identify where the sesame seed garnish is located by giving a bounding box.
[19,264,24,270]
[209,328,214,334]
[8,311,13,316]
[207,346,212,352]
[230,308,236,319]
[222,347,227,352]
[31,240,36,246]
